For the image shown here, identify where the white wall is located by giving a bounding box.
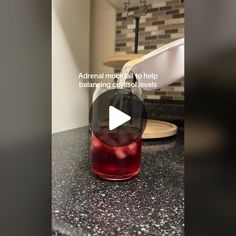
[90,0,116,101]
[52,0,90,133]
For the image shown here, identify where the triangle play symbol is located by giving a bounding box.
[109,106,131,131]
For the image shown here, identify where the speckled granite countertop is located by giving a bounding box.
[52,127,184,236]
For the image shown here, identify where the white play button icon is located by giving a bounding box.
[89,89,147,146]
[109,106,131,131]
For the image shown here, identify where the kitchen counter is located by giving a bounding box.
[52,127,184,236]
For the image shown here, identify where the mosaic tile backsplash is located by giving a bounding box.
[115,0,184,101]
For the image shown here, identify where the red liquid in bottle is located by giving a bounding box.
[91,127,141,180]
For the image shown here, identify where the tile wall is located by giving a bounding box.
[115,0,184,101]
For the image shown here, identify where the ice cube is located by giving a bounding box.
[108,136,119,146]
[128,142,137,150]
[92,135,103,149]
[114,149,127,160]
[127,142,138,155]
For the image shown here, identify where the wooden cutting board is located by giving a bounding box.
[103,54,144,69]
[142,119,177,139]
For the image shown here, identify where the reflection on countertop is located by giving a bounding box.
[52,127,184,236]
